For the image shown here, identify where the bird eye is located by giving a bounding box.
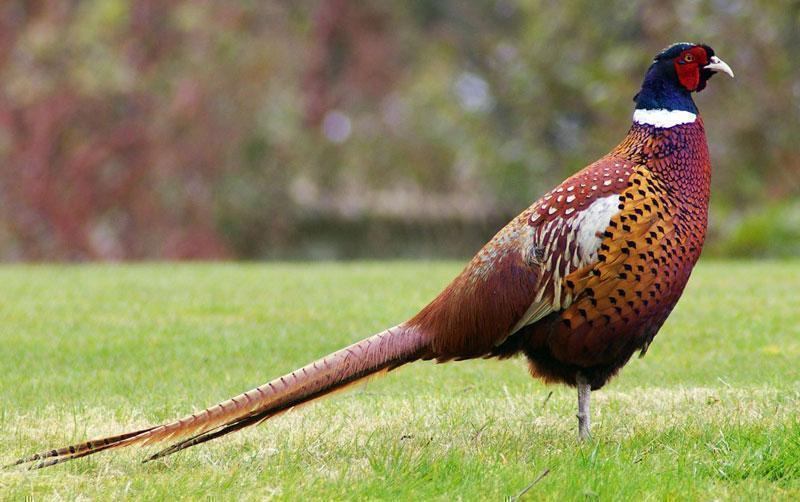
[684,54,694,62]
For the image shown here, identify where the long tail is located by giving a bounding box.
[9,324,426,469]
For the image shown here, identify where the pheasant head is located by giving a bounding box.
[633,43,733,127]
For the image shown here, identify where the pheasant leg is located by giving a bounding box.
[576,374,591,440]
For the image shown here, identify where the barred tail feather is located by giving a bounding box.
[10,324,426,469]
[5,428,157,469]
[145,361,395,462]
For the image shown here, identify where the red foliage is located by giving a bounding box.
[0,1,229,260]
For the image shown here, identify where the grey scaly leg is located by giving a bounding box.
[576,374,591,441]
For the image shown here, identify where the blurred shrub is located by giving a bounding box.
[0,1,797,260]
[713,202,800,258]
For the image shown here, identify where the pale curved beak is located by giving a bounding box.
[705,56,734,78]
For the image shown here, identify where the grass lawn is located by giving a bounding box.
[1,261,798,500]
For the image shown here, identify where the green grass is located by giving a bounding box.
[1,261,799,500]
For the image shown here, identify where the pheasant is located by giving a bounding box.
[10,42,733,469]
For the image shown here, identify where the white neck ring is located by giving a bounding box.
[633,108,697,128]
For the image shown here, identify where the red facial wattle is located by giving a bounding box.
[674,46,709,91]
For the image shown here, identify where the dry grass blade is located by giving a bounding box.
[508,468,550,501]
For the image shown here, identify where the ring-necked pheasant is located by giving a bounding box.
[10,42,733,469]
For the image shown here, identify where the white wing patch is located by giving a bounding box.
[572,195,620,264]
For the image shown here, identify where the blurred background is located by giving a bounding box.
[0,0,797,261]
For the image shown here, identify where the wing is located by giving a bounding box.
[511,157,637,332]
[409,156,636,361]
